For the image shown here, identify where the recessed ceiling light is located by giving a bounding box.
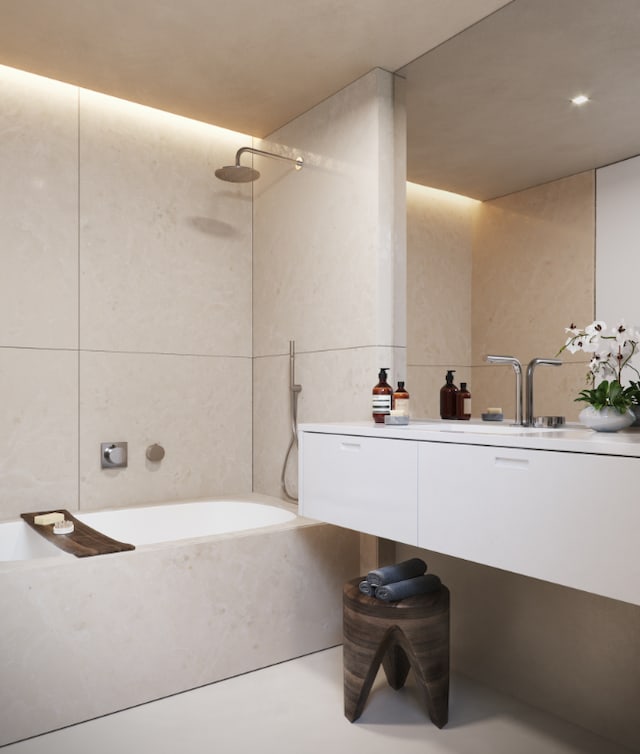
[571,94,590,105]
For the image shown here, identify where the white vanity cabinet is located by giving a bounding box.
[417,442,640,605]
[299,431,418,544]
[299,422,640,606]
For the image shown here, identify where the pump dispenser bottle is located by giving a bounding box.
[440,370,458,420]
[393,381,410,416]
[372,368,393,423]
[457,382,472,420]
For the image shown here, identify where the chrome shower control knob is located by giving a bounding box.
[106,445,124,465]
[101,442,128,469]
[146,443,165,462]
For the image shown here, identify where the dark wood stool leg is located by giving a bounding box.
[343,640,383,722]
[398,613,450,728]
[382,637,411,690]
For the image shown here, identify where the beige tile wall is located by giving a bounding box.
[406,183,477,419]
[252,69,407,499]
[472,171,595,421]
[0,66,253,520]
[0,67,79,350]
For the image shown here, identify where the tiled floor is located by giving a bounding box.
[4,646,634,754]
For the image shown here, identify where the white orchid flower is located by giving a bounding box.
[564,335,581,353]
[562,318,640,387]
[585,320,606,336]
[610,339,635,359]
[565,336,587,354]
[611,320,638,345]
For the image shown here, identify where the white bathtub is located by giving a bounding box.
[76,499,297,548]
[0,494,359,745]
[0,499,297,562]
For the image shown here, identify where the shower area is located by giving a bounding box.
[249,66,407,503]
[0,63,405,744]
[0,65,404,523]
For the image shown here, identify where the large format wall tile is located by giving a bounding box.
[0,66,78,349]
[79,351,252,510]
[0,348,78,520]
[253,69,405,358]
[472,171,594,419]
[407,183,477,367]
[79,90,252,357]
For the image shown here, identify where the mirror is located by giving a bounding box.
[399,0,640,201]
[400,0,640,421]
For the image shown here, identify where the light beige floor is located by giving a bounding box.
[4,646,634,754]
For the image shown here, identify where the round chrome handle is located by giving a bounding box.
[104,445,124,465]
[146,443,165,462]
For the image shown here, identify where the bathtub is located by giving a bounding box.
[0,499,297,562]
[0,494,359,745]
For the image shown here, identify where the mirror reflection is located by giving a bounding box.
[402,0,640,422]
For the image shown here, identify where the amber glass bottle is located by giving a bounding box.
[456,382,472,420]
[393,381,410,416]
[440,370,458,420]
[372,368,393,423]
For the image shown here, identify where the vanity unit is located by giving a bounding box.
[299,421,640,607]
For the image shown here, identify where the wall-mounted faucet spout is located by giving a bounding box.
[485,355,524,426]
[526,358,562,426]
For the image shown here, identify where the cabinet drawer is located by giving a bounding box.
[418,442,640,604]
[300,432,418,545]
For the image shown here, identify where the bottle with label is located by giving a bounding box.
[393,381,410,416]
[457,382,472,420]
[372,368,393,423]
[440,370,458,420]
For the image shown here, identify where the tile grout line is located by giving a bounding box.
[77,86,81,512]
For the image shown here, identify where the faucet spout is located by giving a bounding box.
[485,355,524,425]
[526,358,562,426]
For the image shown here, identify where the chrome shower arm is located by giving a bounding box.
[235,147,303,170]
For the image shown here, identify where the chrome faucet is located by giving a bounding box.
[526,358,562,426]
[485,355,524,425]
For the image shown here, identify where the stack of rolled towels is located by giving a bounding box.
[359,557,441,602]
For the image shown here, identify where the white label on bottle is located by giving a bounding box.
[394,398,409,416]
[372,394,391,413]
[463,397,472,414]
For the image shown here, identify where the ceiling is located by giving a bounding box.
[2,0,640,200]
[0,0,508,136]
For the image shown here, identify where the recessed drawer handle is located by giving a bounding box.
[340,442,361,451]
[494,456,529,470]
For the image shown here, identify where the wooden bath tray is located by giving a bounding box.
[21,510,135,557]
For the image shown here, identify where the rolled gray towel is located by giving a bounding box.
[375,574,442,602]
[366,557,427,587]
[358,580,377,597]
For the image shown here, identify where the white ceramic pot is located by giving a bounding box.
[579,405,635,432]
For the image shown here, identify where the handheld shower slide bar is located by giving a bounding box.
[281,340,302,502]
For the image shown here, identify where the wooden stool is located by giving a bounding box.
[343,577,450,728]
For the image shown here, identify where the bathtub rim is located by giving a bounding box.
[0,493,314,572]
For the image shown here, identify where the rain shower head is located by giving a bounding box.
[215,164,261,182]
[215,147,303,183]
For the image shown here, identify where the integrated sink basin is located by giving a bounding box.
[411,420,565,435]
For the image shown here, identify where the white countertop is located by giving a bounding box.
[299,418,640,457]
